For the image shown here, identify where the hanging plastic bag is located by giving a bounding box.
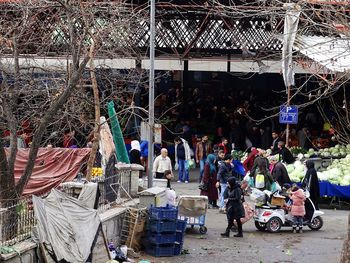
[165,188,176,206]
[188,159,196,169]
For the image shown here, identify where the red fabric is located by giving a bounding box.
[291,189,306,216]
[5,148,91,196]
[243,148,259,172]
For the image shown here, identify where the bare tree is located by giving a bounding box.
[0,0,150,200]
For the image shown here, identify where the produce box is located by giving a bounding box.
[271,196,285,207]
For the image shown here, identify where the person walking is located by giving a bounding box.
[220,177,245,238]
[301,160,320,209]
[200,154,219,208]
[153,148,172,179]
[174,137,191,183]
[216,154,233,212]
[290,185,306,233]
[196,135,212,183]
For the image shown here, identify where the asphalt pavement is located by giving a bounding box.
[140,168,349,263]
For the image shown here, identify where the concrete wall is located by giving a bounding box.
[0,205,129,263]
[341,214,350,263]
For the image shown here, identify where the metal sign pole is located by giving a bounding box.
[286,86,291,147]
[147,0,155,188]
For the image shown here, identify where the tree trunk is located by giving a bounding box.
[86,43,101,181]
[15,57,90,196]
[0,142,15,200]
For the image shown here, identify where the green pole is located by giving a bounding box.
[107,101,130,164]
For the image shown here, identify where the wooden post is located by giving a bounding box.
[86,41,101,181]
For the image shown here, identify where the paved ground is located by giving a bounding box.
[139,169,349,263]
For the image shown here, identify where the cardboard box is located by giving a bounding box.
[271,196,285,207]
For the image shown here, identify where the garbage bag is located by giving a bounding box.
[249,188,266,204]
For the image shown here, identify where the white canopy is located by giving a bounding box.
[294,35,350,73]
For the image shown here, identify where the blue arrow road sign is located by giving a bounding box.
[279,105,298,124]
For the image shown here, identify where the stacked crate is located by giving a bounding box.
[174,218,187,256]
[146,205,186,257]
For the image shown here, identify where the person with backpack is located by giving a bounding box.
[216,154,234,212]
[253,158,274,191]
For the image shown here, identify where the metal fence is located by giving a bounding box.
[0,168,133,247]
[0,196,36,247]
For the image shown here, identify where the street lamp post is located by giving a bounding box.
[147,0,155,188]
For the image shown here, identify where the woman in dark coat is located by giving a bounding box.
[200,154,219,208]
[221,177,245,238]
[302,160,320,209]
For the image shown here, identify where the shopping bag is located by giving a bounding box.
[255,173,265,189]
[234,203,254,226]
[174,163,179,170]
[198,181,208,191]
[188,159,196,169]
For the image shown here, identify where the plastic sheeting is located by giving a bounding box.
[5,148,91,195]
[78,182,100,209]
[32,189,101,263]
[281,3,301,87]
[99,116,116,174]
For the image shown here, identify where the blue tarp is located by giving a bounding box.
[319,181,350,199]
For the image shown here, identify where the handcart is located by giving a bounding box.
[177,195,208,234]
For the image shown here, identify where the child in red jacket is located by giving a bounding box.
[290,185,306,233]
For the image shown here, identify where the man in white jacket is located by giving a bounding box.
[153,148,172,179]
[174,137,191,183]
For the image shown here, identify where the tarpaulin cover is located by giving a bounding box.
[99,116,116,173]
[319,181,350,199]
[5,148,91,195]
[177,195,208,217]
[32,189,101,263]
[78,182,99,209]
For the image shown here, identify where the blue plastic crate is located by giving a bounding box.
[149,205,178,221]
[176,218,187,232]
[175,231,184,243]
[146,244,175,257]
[148,232,176,244]
[174,242,183,256]
[149,220,177,233]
